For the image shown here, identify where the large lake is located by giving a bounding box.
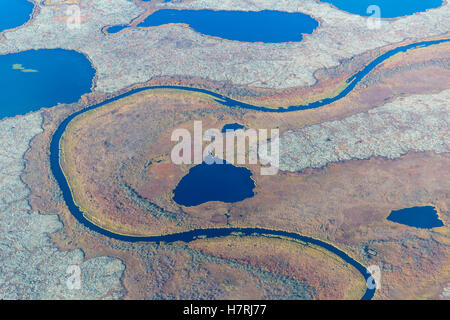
[0,0,34,33]
[110,9,319,43]
[0,49,95,119]
[321,0,443,18]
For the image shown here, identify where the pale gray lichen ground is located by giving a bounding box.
[0,0,448,93]
[271,90,450,172]
[0,113,125,299]
[441,283,450,299]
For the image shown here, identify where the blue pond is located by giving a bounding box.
[387,206,444,229]
[0,0,34,33]
[221,123,245,133]
[105,24,127,34]
[173,160,255,207]
[321,0,443,18]
[111,9,319,43]
[0,49,95,119]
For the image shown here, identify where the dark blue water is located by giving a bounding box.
[56,38,449,118]
[172,160,255,206]
[0,0,34,33]
[111,9,318,43]
[0,49,95,119]
[221,123,245,132]
[387,206,444,229]
[321,0,443,18]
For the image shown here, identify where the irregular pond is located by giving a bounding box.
[0,0,34,33]
[172,160,255,206]
[321,0,443,18]
[110,9,319,43]
[387,206,444,229]
[221,123,245,132]
[0,49,95,119]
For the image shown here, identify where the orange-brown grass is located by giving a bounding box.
[188,236,367,300]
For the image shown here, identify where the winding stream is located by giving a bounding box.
[50,37,449,300]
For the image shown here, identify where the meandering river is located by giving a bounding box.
[1,0,447,301]
[49,118,376,298]
[48,37,450,300]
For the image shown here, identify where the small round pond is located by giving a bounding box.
[173,160,255,207]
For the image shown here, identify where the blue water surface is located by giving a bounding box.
[0,0,34,33]
[387,206,444,229]
[0,49,95,119]
[321,0,443,18]
[172,160,255,206]
[129,9,318,43]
